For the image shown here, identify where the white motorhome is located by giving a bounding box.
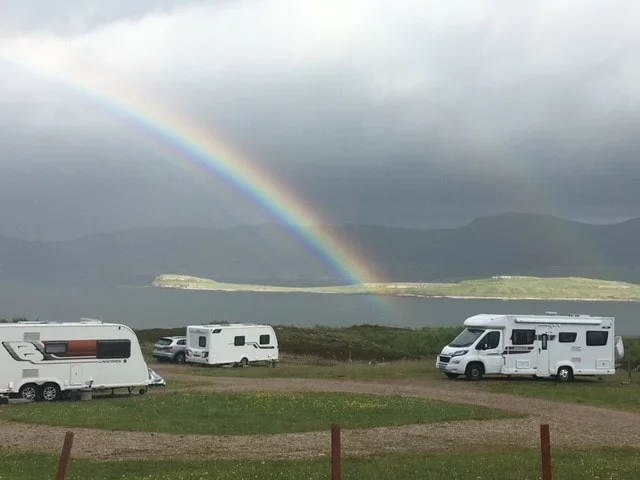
[185,323,278,367]
[0,319,165,402]
[437,313,624,382]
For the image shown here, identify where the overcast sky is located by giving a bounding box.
[1,0,639,240]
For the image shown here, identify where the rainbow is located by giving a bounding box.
[0,41,381,287]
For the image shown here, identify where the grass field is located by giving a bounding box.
[0,392,515,435]
[152,274,640,301]
[138,323,640,364]
[170,357,439,380]
[484,374,640,412]
[2,448,640,480]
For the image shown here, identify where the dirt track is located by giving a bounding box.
[1,369,639,460]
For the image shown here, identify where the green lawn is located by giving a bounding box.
[0,392,515,435]
[164,358,439,380]
[2,448,640,480]
[484,374,640,412]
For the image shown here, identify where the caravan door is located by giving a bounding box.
[535,326,553,377]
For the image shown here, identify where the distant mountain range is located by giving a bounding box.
[1,213,640,287]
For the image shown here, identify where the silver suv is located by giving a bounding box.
[152,336,187,363]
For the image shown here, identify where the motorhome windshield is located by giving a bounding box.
[449,328,485,348]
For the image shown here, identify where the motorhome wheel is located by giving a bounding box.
[465,363,484,381]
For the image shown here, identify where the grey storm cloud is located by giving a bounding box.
[1,0,640,239]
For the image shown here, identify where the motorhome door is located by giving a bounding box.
[535,326,553,377]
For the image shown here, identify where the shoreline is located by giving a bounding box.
[151,284,640,303]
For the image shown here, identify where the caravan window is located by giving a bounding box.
[586,331,608,346]
[511,329,535,345]
[96,340,131,359]
[259,334,270,345]
[234,336,245,346]
[45,342,68,355]
[198,336,206,348]
[559,332,577,343]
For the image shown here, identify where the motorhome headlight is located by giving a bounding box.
[451,350,468,357]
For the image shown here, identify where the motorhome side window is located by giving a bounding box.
[96,340,131,359]
[479,331,500,349]
[586,331,608,346]
[198,336,206,348]
[559,332,577,343]
[259,334,270,345]
[234,336,245,346]
[511,329,535,345]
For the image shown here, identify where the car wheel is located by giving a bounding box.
[174,352,185,364]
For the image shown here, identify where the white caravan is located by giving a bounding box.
[0,319,165,402]
[185,323,278,367]
[437,313,624,382]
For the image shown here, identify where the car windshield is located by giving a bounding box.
[157,338,172,345]
[449,328,485,348]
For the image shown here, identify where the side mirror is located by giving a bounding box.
[477,343,487,351]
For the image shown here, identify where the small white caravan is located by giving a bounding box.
[0,319,165,402]
[185,323,278,367]
[437,313,624,382]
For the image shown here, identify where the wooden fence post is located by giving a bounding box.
[331,424,341,480]
[540,424,552,480]
[56,431,74,480]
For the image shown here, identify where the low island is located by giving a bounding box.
[151,274,640,302]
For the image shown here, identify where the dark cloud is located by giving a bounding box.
[1,0,640,239]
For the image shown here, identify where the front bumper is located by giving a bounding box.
[436,355,465,374]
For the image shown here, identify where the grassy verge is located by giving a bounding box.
[138,324,640,365]
[162,357,439,380]
[138,324,462,361]
[483,372,640,412]
[2,448,640,480]
[0,392,515,435]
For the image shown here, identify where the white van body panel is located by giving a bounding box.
[185,323,278,366]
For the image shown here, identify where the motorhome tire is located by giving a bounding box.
[174,352,185,363]
[445,373,459,379]
[465,363,484,381]
[240,357,249,367]
[40,383,60,402]
[556,366,573,383]
[18,383,38,402]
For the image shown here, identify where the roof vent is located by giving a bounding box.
[79,317,102,324]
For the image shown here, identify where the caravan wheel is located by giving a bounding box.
[18,383,38,402]
[41,383,61,402]
[556,366,573,383]
[240,357,249,367]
